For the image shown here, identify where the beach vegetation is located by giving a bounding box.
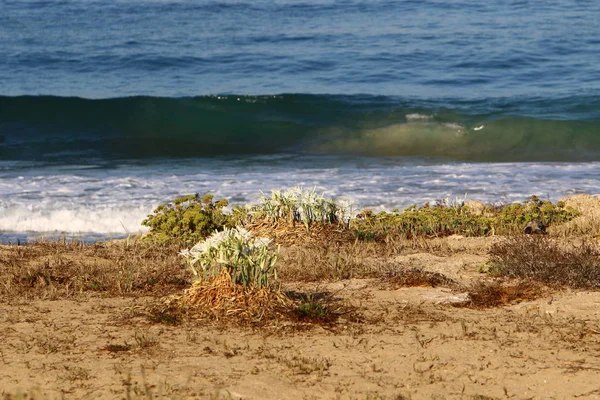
[464,279,547,308]
[0,240,188,300]
[488,235,600,288]
[179,227,278,289]
[353,196,579,240]
[296,301,330,320]
[252,187,353,230]
[141,194,232,245]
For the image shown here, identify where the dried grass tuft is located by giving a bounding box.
[278,242,391,282]
[464,280,548,308]
[489,235,600,288]
[175,270,293,323]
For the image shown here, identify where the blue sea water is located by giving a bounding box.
[1,0,600,240]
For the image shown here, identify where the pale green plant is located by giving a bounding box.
[179,227,278,288]
[439,193,469,210]
[255,187,354,229]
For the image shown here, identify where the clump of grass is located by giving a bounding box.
[296,302,330,320]
[104,343,132,353]
[288,290,359,325]
[488,236,600,288]
[133,331,159,349]
[179,227,278,288]
[146,307,181,325]
[354,195,579,241]
[142,194,233,245]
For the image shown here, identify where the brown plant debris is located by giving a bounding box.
[464,279,548,308]
[488,235,600,288]
[174,271,294,324]
[384,268,459,289]
[245,219,356,247]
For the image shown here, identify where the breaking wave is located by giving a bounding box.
[2,94,600,161]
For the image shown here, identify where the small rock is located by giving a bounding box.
[464,200,486,216]
[524,219,546,235]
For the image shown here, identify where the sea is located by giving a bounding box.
[1,0,600,242]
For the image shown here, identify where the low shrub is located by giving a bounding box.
[142,194,231,245]
[179,227,278,289]
[355,204,493,240]
[495,196,580,233]
[354,196,580,240]
[488,235,600,288]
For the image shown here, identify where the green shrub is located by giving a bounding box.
[179,227,279,289]
[142,194,231,245]
[495,196,579,232]
[353,196,580,240]
[354,204,494,240]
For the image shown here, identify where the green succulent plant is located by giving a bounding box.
[179,227,279,288]
[142,194,232,245]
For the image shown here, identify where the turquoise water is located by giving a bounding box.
[1,0,600,239]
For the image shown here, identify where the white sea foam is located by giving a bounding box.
[0,203,149,234]
[406,113,432,121]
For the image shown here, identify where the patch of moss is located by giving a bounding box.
[142,194,232,245]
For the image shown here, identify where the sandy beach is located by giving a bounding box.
[2,195,600,399]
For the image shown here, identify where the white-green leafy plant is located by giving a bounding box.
[256,187,354,229]
[439,193,469,211]
[179,227,278,288]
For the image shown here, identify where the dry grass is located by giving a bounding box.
[382,268,459,289]
[173,270,293,324]
[0,240,189,300]
[488,235,600,288]
[277,241,404,282]
[464,279,548,308]
[246,218,356,246]
[157,271,361,329]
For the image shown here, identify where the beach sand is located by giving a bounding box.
[2,197,600,399]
